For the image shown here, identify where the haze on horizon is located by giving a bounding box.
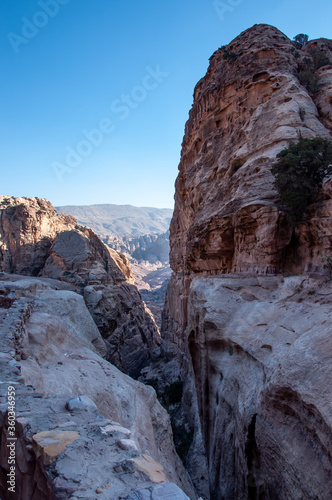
[1,0,332,209]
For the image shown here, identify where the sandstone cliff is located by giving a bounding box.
[163,25,332,499]
[0,196,160,378]
[186,275,332,499]
[0,273,195,499]
[170,25,331,279]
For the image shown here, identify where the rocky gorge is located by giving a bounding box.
[0,196,196,499]
[56,204,172,330]
[0,23,332,500]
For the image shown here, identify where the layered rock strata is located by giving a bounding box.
[0,196,160,377]
[170,25,332,279]
[163,25,332,499]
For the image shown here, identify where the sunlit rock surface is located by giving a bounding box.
[163,25,332,499]
[0,196,161,377]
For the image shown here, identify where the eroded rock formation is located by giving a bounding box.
[103,232,172,330]
[0,274,195,499]
[170,25,332,279]
[0,196,160,377]
[163,25,332,499]
[186,275,332,499]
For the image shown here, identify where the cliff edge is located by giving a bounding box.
[163,24,332,500]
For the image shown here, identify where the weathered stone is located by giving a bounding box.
[84,283,161,378]
[127,489,152,500]
[168,25,332,281]
[0,196,161,378]
[184,275,332,499]
[131,454,167,483]
[65,396,97,412]
[127,482,191,500]
[0,273,196,500]
[117,438,139,452]
[101,424,131,438]
[0,197,76,276]
[32,430,80,464]
[163,24,332,500]
[41,228,125,285]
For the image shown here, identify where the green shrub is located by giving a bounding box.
[219,46,237,62]
[309,47,331,70]
[322,256,332,279]
[293,34,309,48]
[297,47,331,94]
[271,138,332,225]
[298,70,319,94]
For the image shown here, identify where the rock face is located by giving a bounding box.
[83,282,159,377]
[56,202,173,330]
[0,196,160,378]
[0,197,77,276]
[163,25,332,499]
[127,481,191,499]
[186,275,332,499]
[0,273,196,499]
[170,25,332,279]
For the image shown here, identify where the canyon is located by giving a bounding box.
[0,196,195,499]
[57,204,172,329]
[1,23,332,500]
[0,272,194,499]
[0,196,161,378]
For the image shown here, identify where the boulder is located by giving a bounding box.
[127,482,191,499]
[65,396,97,412]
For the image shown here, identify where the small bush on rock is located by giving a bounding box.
[298,70,319,94]
[297,47,331,94]
[310,47,331,70]
[271,138,332,225]
[293,34,309,48]
[322,256,332,279]
[219,46,237,62]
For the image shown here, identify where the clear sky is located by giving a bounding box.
[1,0,331,209]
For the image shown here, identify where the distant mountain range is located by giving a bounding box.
[55,203,173,327]
[55,204,173,236]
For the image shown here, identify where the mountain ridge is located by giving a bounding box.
[56,203,173,236]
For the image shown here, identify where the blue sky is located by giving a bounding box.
[1,0,331,209]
